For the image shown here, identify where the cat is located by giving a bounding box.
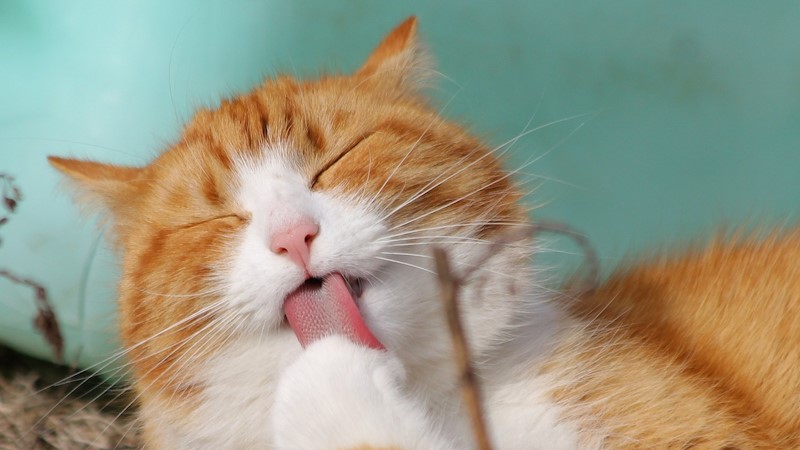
[49,17,799,449]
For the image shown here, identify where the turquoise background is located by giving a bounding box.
[1,1,798,368]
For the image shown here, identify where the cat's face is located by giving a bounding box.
[50,18,531,398]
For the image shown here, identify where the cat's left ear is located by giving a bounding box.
[356,16,433,93]
[48,156,142,220]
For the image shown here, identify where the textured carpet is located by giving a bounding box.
[0,346,139,449]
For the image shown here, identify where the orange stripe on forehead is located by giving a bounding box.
[306,119,327,151]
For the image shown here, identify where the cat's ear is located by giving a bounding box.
[356,16,432,93]
[48,156,141,219]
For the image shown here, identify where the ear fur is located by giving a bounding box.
[356,16,433,93]
[48,156,141,219]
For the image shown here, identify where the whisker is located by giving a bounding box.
[157,312,240,411]
[67,309,230,421]
[380,251,532,284]
[382,241,529,250]
[32,300,227,433]
[90,310,235,446]
[378,221,532,241]
[370,89,463,207]
[381,112,593,227]
[375,256,436,275]
[389,118,589,233]
[47,299,226,389]
[134,287,226,299]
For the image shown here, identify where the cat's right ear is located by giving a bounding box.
[48,156,141,219]
[355,16,433,94]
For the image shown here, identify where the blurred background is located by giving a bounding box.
[1,0,798,369]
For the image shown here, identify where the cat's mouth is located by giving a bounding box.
[282,273,382,349]
[343,276,365,300]
[289,274,365,302]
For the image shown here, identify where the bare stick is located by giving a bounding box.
[0,173,64,363]
[433,248,493,450]
[529,220,600,295]
[430,221,597,449]
[0,269,63,363]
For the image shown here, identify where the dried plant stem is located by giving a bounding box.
[431,222,597,449]
[0,269,63,363]
[0,173,63,363]
[529,220,600,295]
[432,248,493,450]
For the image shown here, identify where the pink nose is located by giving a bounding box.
[270,220,319,270]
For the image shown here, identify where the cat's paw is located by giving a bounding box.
[272,335,453,450]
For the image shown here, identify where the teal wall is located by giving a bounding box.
[1,1,798,368]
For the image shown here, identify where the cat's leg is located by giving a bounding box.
[272,335,455,450]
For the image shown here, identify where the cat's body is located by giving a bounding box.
[50,18,799,449]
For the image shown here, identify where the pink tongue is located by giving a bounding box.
[284,273,384,350]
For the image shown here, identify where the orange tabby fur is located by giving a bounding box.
[50,17,799,449]
[549,230,800,447]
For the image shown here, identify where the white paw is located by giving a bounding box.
[272,336,453,450]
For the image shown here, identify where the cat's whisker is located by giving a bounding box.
[514,170,585,190]
[34,301,228,431]
[61,365,136,423]
[378,146,490,221]
[380,235,532,250]
[114,416,142,450]
[388,119,588,234]
[381,112,593,226]
[89,311,235,447]
[91,395,143,447]
[45,299,227,390]
[353,150,375,203]
[378,221,533,241]
[382,242,529,251]
[157,312,241,410]
[380,251,533,284]
[51,302,230,431]
[380,251,432,258]
[134,287,226,299]
[507,122,590,182]
[374,256,436,275]
[386,107,552,218]
[378,121,530,223]
[380,234,498,243]
[369,88,463,208]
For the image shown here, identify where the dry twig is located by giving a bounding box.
[432,222,597,450]
[529,220,600,295]
[0,270,63,363]
[433,247,494,450]
[0,173,63,363]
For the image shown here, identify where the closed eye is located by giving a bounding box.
[177,213,249,230]
[311,131,375,188]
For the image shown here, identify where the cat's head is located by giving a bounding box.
[50,17,535,394]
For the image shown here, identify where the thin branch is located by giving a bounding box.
[0,172,64,363]
[431,221,598,450]
[0,270,63,363]
[529,220,600,296]
[432,248,493,450]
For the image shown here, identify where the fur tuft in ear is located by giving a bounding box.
[48,156,141,219]
[356,16,433,93]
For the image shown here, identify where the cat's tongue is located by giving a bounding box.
[284,273,384,350]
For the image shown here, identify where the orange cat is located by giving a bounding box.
[50,17,799,449]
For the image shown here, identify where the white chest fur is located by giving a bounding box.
[145,312,590,449]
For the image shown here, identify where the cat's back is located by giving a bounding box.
[551,230,800,448]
